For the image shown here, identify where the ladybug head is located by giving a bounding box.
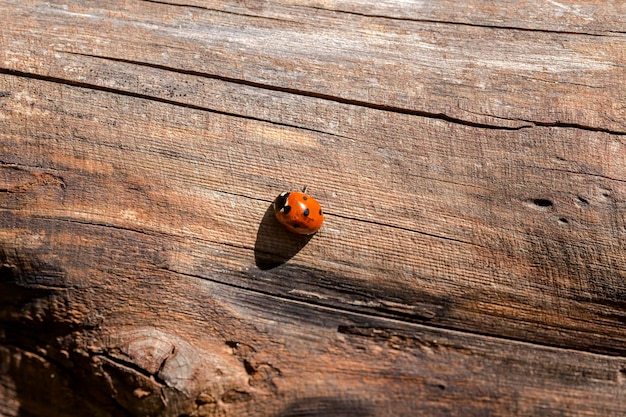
[273,191,291,214]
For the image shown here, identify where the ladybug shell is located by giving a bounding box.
[273,191,324,235]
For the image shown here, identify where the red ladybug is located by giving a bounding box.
[274,191,324,235]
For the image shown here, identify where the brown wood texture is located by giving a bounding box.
[1,0,626,416]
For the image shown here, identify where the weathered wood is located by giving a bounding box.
[1,0,626,416]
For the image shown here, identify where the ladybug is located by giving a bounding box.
[273,191,324,235]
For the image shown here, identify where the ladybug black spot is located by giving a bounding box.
[292,223,301,228]
[283,205,292,214]
[302,195,308,200]
[303,208,310,217]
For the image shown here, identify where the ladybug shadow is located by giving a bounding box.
[254,203,314,270]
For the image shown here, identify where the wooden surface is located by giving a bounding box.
[1,0,626,416]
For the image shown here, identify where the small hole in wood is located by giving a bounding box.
[558,217,569,224]
[532,198,553,208]
[577,196,589,206]
[243,359,256,376]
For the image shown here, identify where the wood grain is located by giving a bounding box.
[1,0,625,416]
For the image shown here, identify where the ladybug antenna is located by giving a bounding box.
[301,185,308,194]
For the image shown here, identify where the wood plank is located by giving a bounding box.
[1,0,626,415]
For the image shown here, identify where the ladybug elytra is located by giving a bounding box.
[273,191,324,235]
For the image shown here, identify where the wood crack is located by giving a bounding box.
[0,66,339,139]
[20,54,525,132]
[302,5,614,37]
[526,165,626,184]
[0,161,67,192]
[139,0,298,23]
[527,120,626,136]
[4,62,622,135]
[94,350,171,388]
[166,267,626,360]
